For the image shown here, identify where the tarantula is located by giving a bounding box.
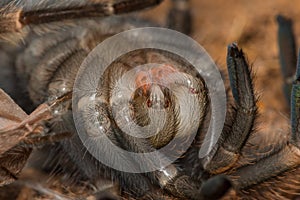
[0,0,300,199]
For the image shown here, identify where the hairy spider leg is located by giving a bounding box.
[167,0,192,34]
[277,15,297,105]
[0,0,163,37]
[291,50,300,147]
[202,43,257,174]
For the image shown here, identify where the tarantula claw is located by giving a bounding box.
[162,174,231,200]
[200,175,232,200]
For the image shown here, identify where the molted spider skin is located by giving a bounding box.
[0,1,300,200]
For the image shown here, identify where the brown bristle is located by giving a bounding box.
[0,8,22,35]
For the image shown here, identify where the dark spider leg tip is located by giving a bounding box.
[226,42,255,103]
[226,42,256,131]
[276,14,297,105]
[167,0,192,35]
[276,15,292,24]
[162,172,230,200]
[203,43,257,174]
[291,50,300,148]
[200,175,232,200]
[93,192,120,200]
[295,49,300,81]
[226,43,239,102]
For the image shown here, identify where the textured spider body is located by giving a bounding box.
[0,1,300,200]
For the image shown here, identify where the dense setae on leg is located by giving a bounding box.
[277,15,297,105]
[291,51,300,149]
[220,42,300,199]
[0,0,163,37]
[202,43,257,175]
[198,42,300,199]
